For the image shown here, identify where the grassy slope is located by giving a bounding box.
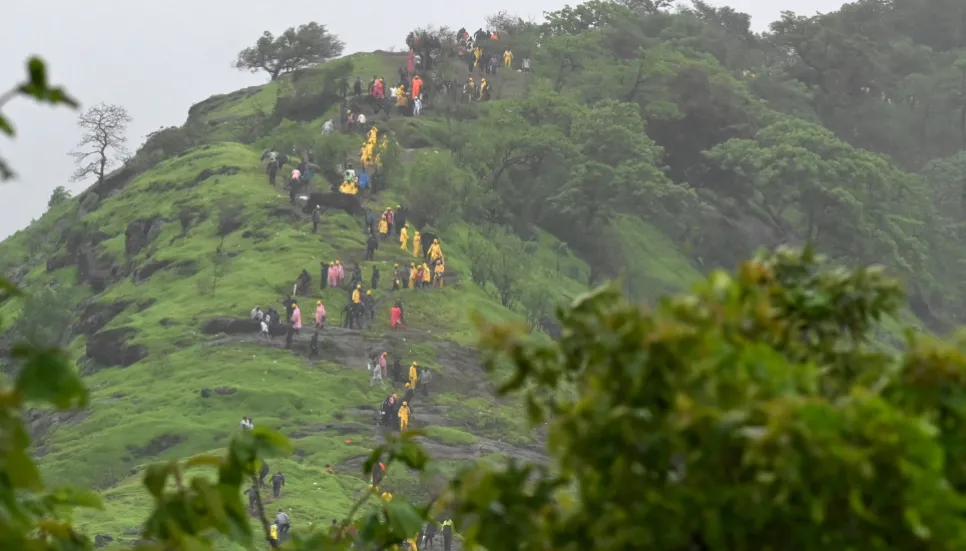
[0,52,704,546]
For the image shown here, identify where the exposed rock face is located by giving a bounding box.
[94,534,114,548]
[75,247,122,293]
[73,300,133,337]
[201,317,260,335]
[192,166,239,186]
[86,328,148,368]
[125,217,166,257]
[126,434,185,458]
[302,192,364,215]
[133,260,173,284]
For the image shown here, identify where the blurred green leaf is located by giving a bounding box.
[11,343,88,408]
[143,462,174,498]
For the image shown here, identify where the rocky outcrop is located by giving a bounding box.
[75,247,122,293]
[302,192,364,215]
[124,217,166,257]
[133,260,173,284]
[193,166,239,186]
[86,328,147,368]
[72,299,133,337]
[125,434,185,459]
[201,317,260,335]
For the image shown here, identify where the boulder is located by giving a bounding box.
[302,192,364,216]
[94,534,114,548]
[124,217,166,257]
[86,328,148,368]
[201,317,259,335]
[72,299,133,337]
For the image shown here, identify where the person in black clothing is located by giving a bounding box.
[275,510,291,541]
[312,205,321,233]
[353,77,363,96]
[371,266,380,289]
[395,206,407,236]
[442,520,453,551]
[259,461,270,488]
[391,358,403,384]
[309,331,319,357]
[366,233,378,261]
[320,261,329,290]
[403,383,415,407]
[244,486,257,512]
[271,472,286,498]
[423,522,438,549]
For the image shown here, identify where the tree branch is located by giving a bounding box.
[249,474,278,548]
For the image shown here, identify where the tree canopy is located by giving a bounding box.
[233,22,346,81]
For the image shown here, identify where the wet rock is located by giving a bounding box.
[133,259,173,284]
[174,260,199,277]
[126,434,186,459]
[302,192,364,215]
[75,246,122,292]
[86,327,148,368]
[214,387,237,395]
[159,318,175,328]
[45,253,73,273]
[124,217,166,257]
[73,299,133,337]
[201,317,258,335]
[94,534,113,548]
[200,388,212,398]
[193,166,239,186]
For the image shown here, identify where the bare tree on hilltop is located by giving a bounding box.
[233,22,345,81]
[68,102,131,185]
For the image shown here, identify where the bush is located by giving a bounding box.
[398,151,472,230]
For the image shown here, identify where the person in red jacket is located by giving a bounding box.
[390,303,403,331]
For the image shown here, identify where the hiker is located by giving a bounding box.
[421,263,432,288]
[409,362,419,390]
[392,264,402,291]
[250,306,264,321]
[259,461,270,487]
[412,75,423,99]
[380,394,398,426]
[408,263,418,289]
[378,214,389,240]
[522,57,531,72]
[365,209,376,234]
[442,519,453,551]
[366,233,378,261]
[371,461,386,486]
[312,205,321,233]
[327,262,338,288]
[369,358,385,389]
[244,487,257,512]
[320,262,329,290]
[391,357,403,383]
[504,49,513,68]
[350,264,363,289]
[322,119,334,135]
[275,510,290,541]
[290,302,302,334]
[371,266,380,289]
[419,367,432,396]
[271,472,286,498]
[428,239,442,263]
[400,225,409,250]
[331,260,344,287]
[259,317,271,339]
[422,521,438,549]
[240,416,253,430]
[413,96,423,117]
[398,401,411,432]
[412,231,422,258]
[379,352,388,379]
[353,76,363,96]
[403,382,415,406]
[309,330,319,357]
[261,149,283,187]
[270,523,279,544]
[433,260,445,288]
[364,290,376,322]
[315,300,326,328]
[395,206,407,235]
[390,303,403,331]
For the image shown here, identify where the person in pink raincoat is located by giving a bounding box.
[291,303,302,332]
[315,300,326,328]
[334,260,345,286]
[407,50,415,75]
[379,352,388,379]
[327,262,338,288]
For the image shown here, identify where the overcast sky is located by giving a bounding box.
[0,0,845,240]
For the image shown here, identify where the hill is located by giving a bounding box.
[3,0,966,547]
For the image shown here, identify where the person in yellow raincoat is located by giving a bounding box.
[421,263,431,288]
[408,537,419,551]
[378,215,389,238]
[381,491,393,503]
[270,524,279,541]
[427,239,442,262]
[400,225,409,250]
[351,284,362,304]
[392,264,402,291]
[412,231,422,258]
[409,361,419,389]
[398,401,410,431]
[433,260,445,288]
[474,47,482,68]
[396,85,407,107]
[408,262,418,289]
[479,77,488,100]
[504,49,513,68]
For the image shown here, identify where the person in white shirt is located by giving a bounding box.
[260,320,271,339]
[369,360,385,389]
[413,97,423,117]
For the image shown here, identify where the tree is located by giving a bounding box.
[68,103,131,185]
[233,22,345,81]
[47,185,71,208]
[448,247,966,550]
[399,151,469,230]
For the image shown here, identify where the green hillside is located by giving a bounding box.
[3,0,966,547]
